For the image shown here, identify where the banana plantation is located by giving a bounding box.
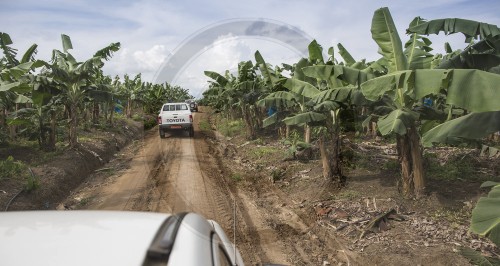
[201,7,500,260]
[2,5,500,264]
[0,33,192,150]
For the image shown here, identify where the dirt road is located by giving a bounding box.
[69,112,295,264]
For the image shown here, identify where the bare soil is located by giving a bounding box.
[1,108,499,265]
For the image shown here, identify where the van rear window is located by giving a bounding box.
[163,104,188,111]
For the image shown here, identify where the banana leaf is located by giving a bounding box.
[284,78,319,98]
[20,44,38,64]
[377,109,418,136]
[14,94,32,104]
[407,18,500,41]
[283,111,326,126]
[93,42,121,60]
[362,69,500,113]
[292,58,316,85]
[360,70,412,104]
[262,113,278,128]
[313,101,341,112]
[256,91,298,108]
[311,87,354,105]
[61,34,73,52]
[471,182,500,246]
[440,54,500,73]
[255,51,279,86]
[371,7,408,73]
[422,111,500,147]
[308,40,324,64]
[302,65,342,88]
[337,43,356,66]
[405,17,434,70]
[459,247,500,266]
[481,146,500,158]
[204,71,229,87]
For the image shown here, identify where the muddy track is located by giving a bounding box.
[70,112,288,264]
[62,110,350,265]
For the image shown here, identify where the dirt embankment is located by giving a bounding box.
[0,119,143,211]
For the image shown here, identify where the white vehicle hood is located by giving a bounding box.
[0,211,169,266]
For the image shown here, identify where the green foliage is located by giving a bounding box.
[248,146,279,160]
[424,153,495,182]
[143,115,157,130]
[471,182,500,246]
[331,189,361,200]
[78,196,94,207]
[270,168,284,182]
[231,173,242,182]
[131,113,142,121]
[428,208,469,224]
[24,168,39,191]
[423,112,500,147]
[371,7,408,73]
[382,159,400,172]
[407,18,500,42]
[0,155,37,191]
[282,130,311,157]
[198,120,211,131]
[217,119,244,137]
[459,247,500,266]
[0,156,28,180]
[462,181,500,265]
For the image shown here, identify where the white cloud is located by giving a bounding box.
[133,45,168,71]
[103,45,169,81]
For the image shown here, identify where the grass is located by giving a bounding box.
[428,208,469,225]
[0,156,29,180]
[32,148,65,166]
[247,146,280,160]
[217,119,244,137]
[271,168,285,182]
[330,189,361,200]
[382,159,400,172]
[345,150,376,170]
[231,173,242,181]
[199,120,211,131]
[25,169,39,191]
[0,156,38,191]
[143,116,157,130]
[425,153,496,182]
[78,196,94,207]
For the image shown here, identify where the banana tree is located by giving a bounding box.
[282,41,325,144]
[361,8,500,198]
[204,70,236,115]
[85,69,114,125]
[0,32,40,140]
[406,18,500,146]
[358,8,437,198]
[272,40,371,183]
[120,73,142,118]
[50,34,120,148]
[255,40,368,183]
[257,57,316,143]
[24,73,61,150]
[205,62,264,139]
[254,50,293,137]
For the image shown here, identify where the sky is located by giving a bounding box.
[2,0,499,98]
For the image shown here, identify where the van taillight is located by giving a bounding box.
[189,115,193,122]
[157,116,161,124]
